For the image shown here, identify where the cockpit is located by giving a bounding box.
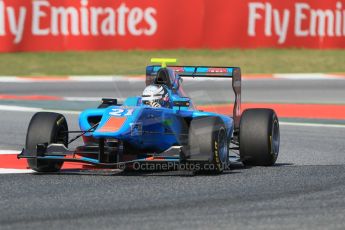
[145,65,193,110]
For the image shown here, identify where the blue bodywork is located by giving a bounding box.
[18,64,242,167]
[78,65,235,159]
[80,105,233,154]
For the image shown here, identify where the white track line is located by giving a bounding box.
[280,121,345,128]
[0,168,34,174]
[0,150,20,155]
[64,97,105,102]
[0,77,34,82]
[274,73,345,80]
[274,73,324,80]
[0,105,42,112]
[47,109,80,115]
[0,105,80,115]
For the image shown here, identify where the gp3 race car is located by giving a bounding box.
[18,58,280,174]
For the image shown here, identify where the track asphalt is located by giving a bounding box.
[0,77,344,229]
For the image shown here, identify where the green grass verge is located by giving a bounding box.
[0,49,344,76]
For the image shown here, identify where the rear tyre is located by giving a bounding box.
[239,109,280,166]
[188,117,229,174]
[26,112,68,172]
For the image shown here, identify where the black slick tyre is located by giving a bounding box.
[239,109,280,166]
[188,116,229,173]
[26,112,68,172]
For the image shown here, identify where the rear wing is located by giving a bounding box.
[146,65,242,130]
[147,65,235,77]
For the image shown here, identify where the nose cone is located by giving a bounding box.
[93,115,130,138]
[92,106,141,139]
[97,116,127,133]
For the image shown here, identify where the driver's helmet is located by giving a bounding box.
[142,84,171,108]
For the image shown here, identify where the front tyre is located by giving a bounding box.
[26,112,68,172]
[239,109,280,166]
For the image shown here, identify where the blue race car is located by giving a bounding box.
[18,58,280,174]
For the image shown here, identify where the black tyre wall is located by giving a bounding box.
[239,109,280,166]
[26,112,68,172]
[187,116,229,173]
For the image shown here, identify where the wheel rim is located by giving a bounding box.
[57,127,68,145]
[54,122,68,146]
[271,119,280,158]
[218,128,228,163]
